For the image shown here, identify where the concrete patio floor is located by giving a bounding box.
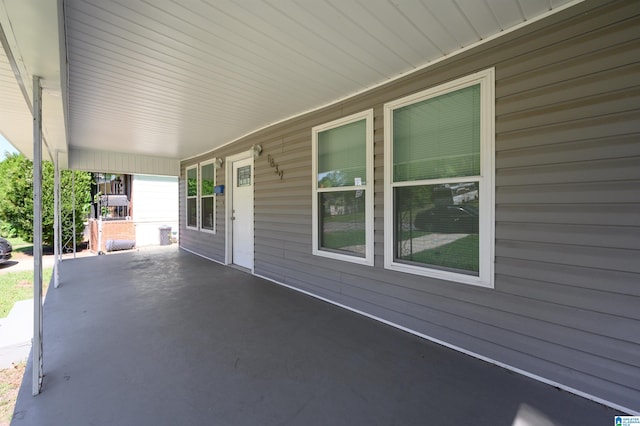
[11,246,619,425]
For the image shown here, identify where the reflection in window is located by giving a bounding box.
[187,199,197,228]
[319,190,366,257]
[186,166,198,229]
[200,162,215,231]
[317,120,366,188]
[391,84,481,276]
[395,184,479,275]
[384,68,494,287]
[187,167,198,197]
[312,110,373,265]
[201,197,214,231]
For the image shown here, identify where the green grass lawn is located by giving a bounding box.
[0,268,52,318]
[401,234,480,273]
[322,212,363,224]
[398,229,428,240]
[322,230,365,249]
[5,237,32,255]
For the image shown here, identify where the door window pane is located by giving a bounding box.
[237,165,251,187]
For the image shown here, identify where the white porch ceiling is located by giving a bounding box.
[1,0,578,171]
[0,0,66,164]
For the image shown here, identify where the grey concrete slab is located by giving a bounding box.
[0,299,33,368]
[11,247,620,425]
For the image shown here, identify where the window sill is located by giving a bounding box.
[384,260,493,288]
[313,248,373,267]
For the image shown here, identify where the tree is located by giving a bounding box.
[0,153,93,247]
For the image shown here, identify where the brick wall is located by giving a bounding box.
[88,219,135,252]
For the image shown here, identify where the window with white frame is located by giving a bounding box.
[200,160,216,232]
[312,110,374,266]
[384,69,495,287]
[186,165,198,230]
[186,161,218,232]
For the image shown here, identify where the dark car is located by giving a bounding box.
[414,205,479,234]
[0,237,12,264]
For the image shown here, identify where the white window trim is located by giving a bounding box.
[185,164,199,231]
[312,109,374,266]
[199,159,217,234]
[383,68,495,288]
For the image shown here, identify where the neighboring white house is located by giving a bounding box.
[131,175,178,247]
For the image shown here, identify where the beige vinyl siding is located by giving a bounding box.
[69,147,179,176]
[180,0,640,412]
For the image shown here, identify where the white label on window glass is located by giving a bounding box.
[354,177,362,186]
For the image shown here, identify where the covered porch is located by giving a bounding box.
[11,247,616,425]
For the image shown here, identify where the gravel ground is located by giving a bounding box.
[0,360,25,425]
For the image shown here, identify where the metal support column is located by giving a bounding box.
[32,75,43,396]
[54,150,60,289]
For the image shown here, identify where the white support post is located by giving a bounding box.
[54,150,60,289]
[32,75,43,396]
[72,170,76,258]
[58,155,62,260]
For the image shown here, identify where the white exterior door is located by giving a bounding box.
[231,157,254,269]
